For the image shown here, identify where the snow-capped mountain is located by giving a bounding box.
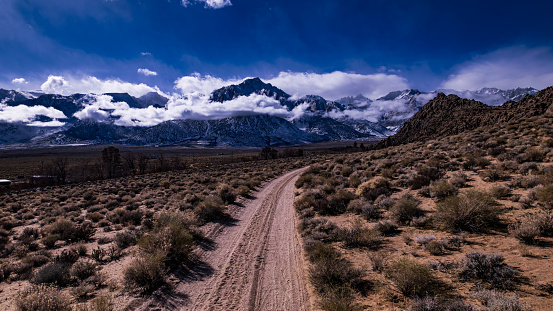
[0,80,541,147]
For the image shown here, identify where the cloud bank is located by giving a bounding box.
[173,71,409,101]
[267,71,409,100]
[0,103,66,124]
[441,46,553,90]
[39,75,161,97]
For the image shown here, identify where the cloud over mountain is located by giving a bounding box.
[39,75,161,97]
[266,71,409,100]
[442,46,553,90]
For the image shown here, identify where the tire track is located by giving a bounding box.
[179,167,310,311]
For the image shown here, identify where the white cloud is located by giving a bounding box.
[174,73,242,95]
[266,71,409,100]
[41,75,68,94]
[181,0,232,9]
[12,78,29,84]
[73,94,130,122]
[441,46,553,90]
[200,0,232,9]
[0,104,66,123]
[39,75,161,97]
[138,68,158,76]
[140,52,152,56]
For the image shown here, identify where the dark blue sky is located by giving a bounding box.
[2,0,553,96]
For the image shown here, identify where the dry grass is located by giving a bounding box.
[294,113,553,310]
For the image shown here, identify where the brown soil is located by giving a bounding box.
[124,167,312,311]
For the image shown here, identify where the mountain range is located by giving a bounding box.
[0,78,540,147]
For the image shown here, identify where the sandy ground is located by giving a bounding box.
[124,167,311,311]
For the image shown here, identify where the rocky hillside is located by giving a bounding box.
[379,86,553,147]
[126,114,324,147]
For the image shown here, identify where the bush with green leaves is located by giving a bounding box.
[386,257,439,298]
[336,221,382,249]
[535,184,553,208]
[434,191,502,232]
[390,194,424,225]
[123,252,166,292]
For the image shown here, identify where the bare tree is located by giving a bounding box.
[137,154,150,175]
[52,157,69,184]
[122,152,137,176]
[102,147,121,179]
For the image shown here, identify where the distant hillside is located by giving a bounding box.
[379,86,553,147]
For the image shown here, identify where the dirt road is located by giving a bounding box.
[129,167,311,311]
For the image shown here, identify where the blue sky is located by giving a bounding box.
[2,0,553,99]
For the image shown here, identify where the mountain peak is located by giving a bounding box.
[210,77,290,103]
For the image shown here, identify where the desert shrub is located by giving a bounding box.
[434,191,501,232]
[114,230,138,249]
[14,285,72,311]
[489,185,511,199]
[24,253,51,268]
[417,165,444,181]
[509,218,541,244]
[336,221,382,249]
[236,185,250,197]
[480,166,510,182]
[299,218,338,241]
[536,211,553,236]
[408,297,476,311]
[32,262,71,286]
[194,195,225,223]
[386,257,439,297]
[295,173,321,189]
[123,253,166,291]
[90,295,114,311]
[309,252,365,296]
[294,193,315,212]
[41,234,59,249]
[463,155,491,170]
[346,199,381,220]
[520,146,547,163]
[70,259,97,281]
[320,190,356,215]
[450,173,468,188]
[375,195,396,209]
[71,222,95,242]
[390,194,424,225]
[373,220,398,236]
[535,184,553,208]
[55,248,80,265]
[319,287,361,311]
[45,218,75,241]
[429,181,458,200]
[86,212,104,223]
[510,175,542,189]
[425,240,448,255]
[304,240,340,262]
[356,177,391,201]
[459,252,519,289]
[19,227,40,244]
[368,252,388,272]
[108,208,143,226]
[474,289,530,311]
[347,198,368,214]
[217,184,236,204]
[44,219,94,243]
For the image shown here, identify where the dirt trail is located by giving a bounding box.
[128,167,311,311]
